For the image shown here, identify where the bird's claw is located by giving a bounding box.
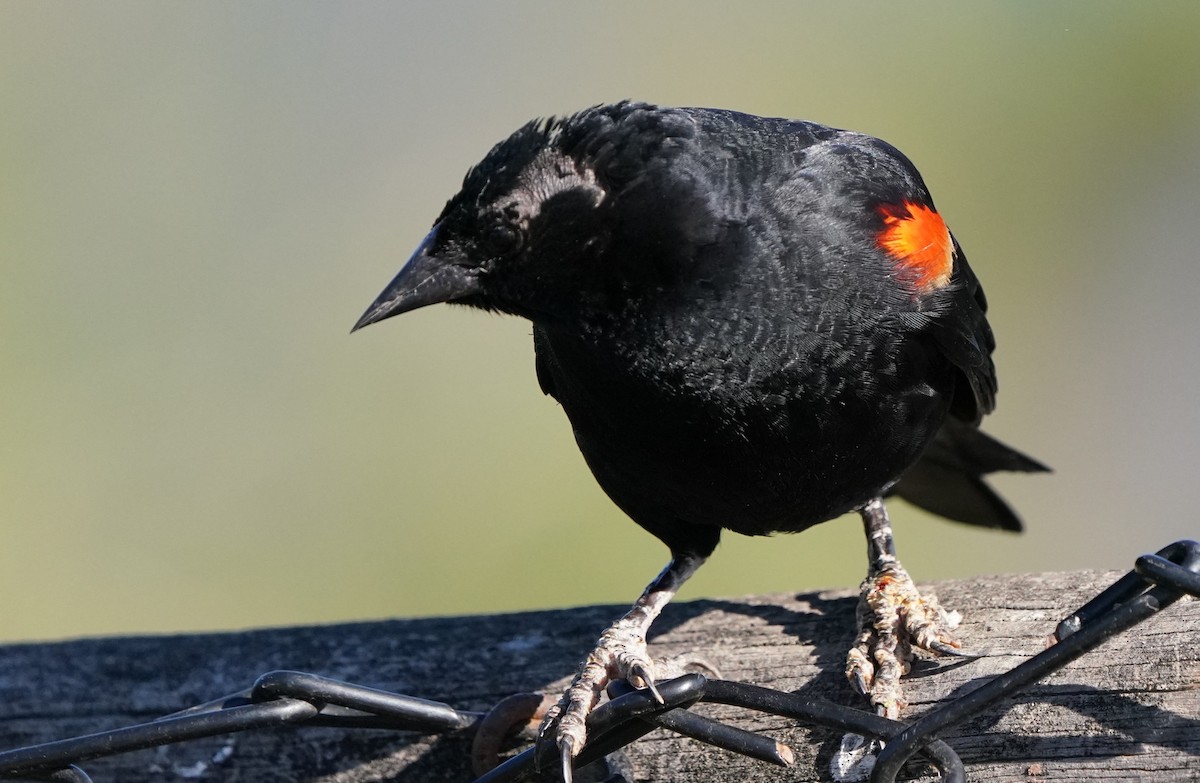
[558,736,577,783]
[928,639,984,658]
[846,560,964,719]
[846,657,872,699]
[536,621,660,780]
[628,662,664,703]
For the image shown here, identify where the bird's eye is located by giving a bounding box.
[485,223,522,257]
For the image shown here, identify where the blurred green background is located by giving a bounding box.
[2,3,1199,643]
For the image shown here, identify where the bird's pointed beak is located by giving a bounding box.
[351,224,482,332]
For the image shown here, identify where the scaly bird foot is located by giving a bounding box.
[845,559,963,719]
[537,617,657,769]
[534,554,709,781]
[536,625,718,781]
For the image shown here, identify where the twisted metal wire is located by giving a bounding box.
[0,540,1195,783]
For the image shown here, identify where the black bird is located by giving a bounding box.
[354,102,1047,778]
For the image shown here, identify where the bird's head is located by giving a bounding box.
[352,103,706,332]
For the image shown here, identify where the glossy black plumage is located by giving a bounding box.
[356,102,1045,561]
[356,102,1050,770]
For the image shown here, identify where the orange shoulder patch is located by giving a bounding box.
[876,201,954,292]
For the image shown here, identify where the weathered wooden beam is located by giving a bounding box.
[0,570,1196,782]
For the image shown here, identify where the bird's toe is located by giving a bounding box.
[848,559,964,718]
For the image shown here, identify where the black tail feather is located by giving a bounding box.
[891,419,1048,531]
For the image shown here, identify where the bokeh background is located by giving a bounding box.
[3,3,1199,643]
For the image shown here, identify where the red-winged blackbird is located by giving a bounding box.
[354,102,1047,778]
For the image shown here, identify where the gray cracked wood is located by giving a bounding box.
[0,570,1196,781]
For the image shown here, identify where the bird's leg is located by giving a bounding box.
[845,498,963,719]
[539,552,706,782]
